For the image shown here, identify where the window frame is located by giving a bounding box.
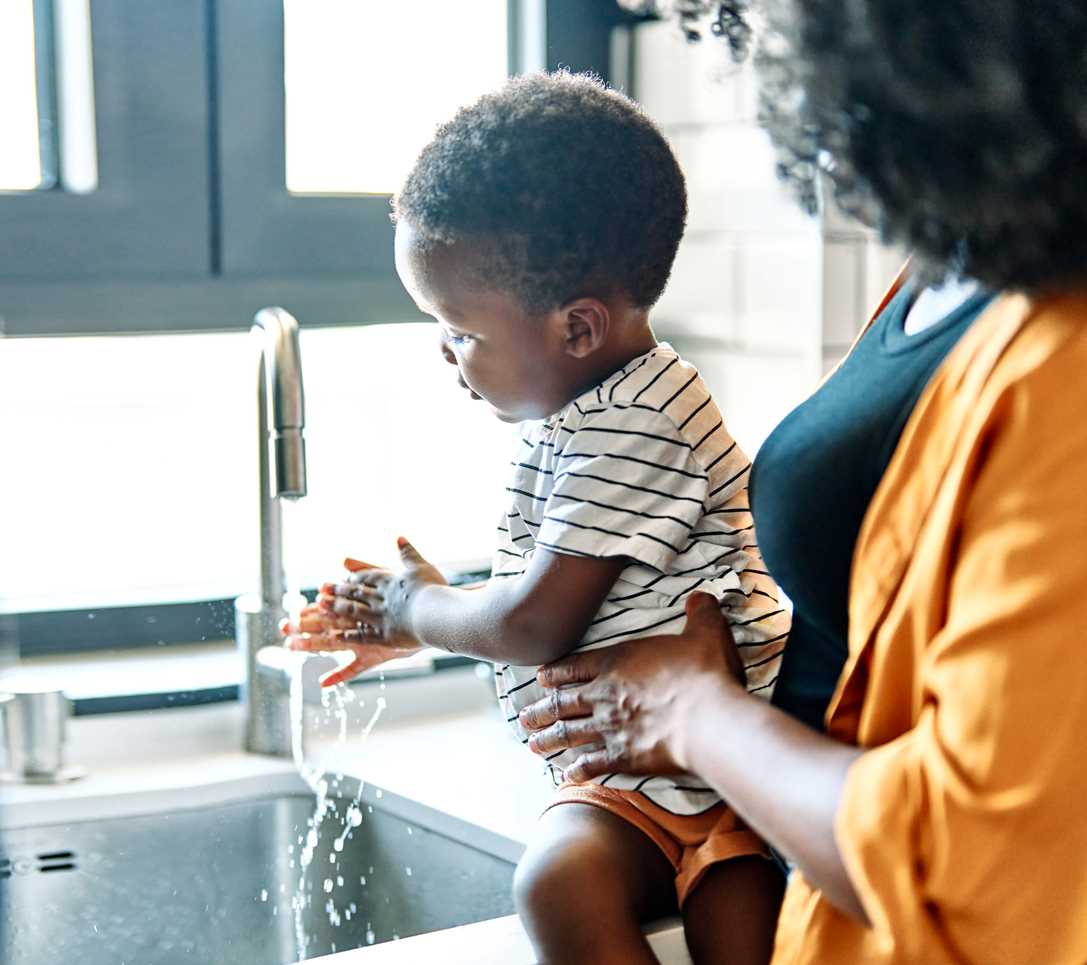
[215,0,404,279]
[0,0,211,286]
[213,0,610,278]
[0,0,639,337]
[31,0,60,190]
[13,568,492,657]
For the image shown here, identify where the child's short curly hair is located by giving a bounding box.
[392,71,687,314]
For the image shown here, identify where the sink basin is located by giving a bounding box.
[0,776,519,964]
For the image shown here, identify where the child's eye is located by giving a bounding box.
[448,333,474,346]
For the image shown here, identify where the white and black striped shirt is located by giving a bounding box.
[493,343,790,815]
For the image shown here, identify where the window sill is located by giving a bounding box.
[1,641,465,716]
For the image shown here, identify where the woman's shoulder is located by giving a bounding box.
[949,288,1087,394]
[975,289,1087,408]
[949,289,1087,465]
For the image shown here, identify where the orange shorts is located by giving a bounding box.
[544,782,769,906]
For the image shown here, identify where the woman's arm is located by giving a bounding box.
[520,592,867,922]
[678,670,865,920]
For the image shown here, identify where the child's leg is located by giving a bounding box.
[514,802,677,965]
[681,855,785,965]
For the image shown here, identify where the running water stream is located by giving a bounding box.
[287,664,388,961]
[277,501,390,960]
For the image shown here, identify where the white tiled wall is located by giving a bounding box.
[629,21,906,452]
[822,239,865,348]
[667,338,822,459]
[630,21,758,127]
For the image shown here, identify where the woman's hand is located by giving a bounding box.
[518,592,746,781]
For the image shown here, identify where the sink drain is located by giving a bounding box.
[0,850,78,876]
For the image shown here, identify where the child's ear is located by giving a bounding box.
[558,298,609,359]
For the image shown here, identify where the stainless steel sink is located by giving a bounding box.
[0,777,519,964]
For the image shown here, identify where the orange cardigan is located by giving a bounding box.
[771,280,1087,964]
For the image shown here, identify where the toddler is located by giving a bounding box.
[289,72,789,965]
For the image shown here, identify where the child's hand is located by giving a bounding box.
[284,599,426,688]
[284,540,446,687]
[322,537,447,646]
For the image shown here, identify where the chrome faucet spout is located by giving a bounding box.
[254,306,307,501]
[239,306,309,756]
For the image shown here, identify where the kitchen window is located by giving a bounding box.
[1,0,640,655]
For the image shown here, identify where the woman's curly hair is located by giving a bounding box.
[657,0,1087,292]
[393,71,686,314]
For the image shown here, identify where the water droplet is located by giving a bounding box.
[360,875,367,885]
[377,695,387,708]
[367,805,374,813]
[366,928,376,945]
[329,853,337,864]
[406,827,413,835]
[337,875,343,887]
[404,866,412,876]
[375,789,383,799]
[323,879,334,893]
[260,889,268,902]
[333,838,344,852]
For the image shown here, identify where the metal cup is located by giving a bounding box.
[0,688,83,783]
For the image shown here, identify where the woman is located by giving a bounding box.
[518,1,1087,962]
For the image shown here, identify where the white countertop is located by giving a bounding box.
[1,667,549,840]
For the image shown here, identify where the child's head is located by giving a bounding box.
[392,71,686,423]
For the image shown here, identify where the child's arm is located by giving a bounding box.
[327,537,627,666]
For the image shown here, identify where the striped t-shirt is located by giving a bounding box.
[492,343,790,816]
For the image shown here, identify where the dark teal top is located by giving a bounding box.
[750,282,996,730]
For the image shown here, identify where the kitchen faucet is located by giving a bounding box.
[233,308,443,754]
[235,307,313,756]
